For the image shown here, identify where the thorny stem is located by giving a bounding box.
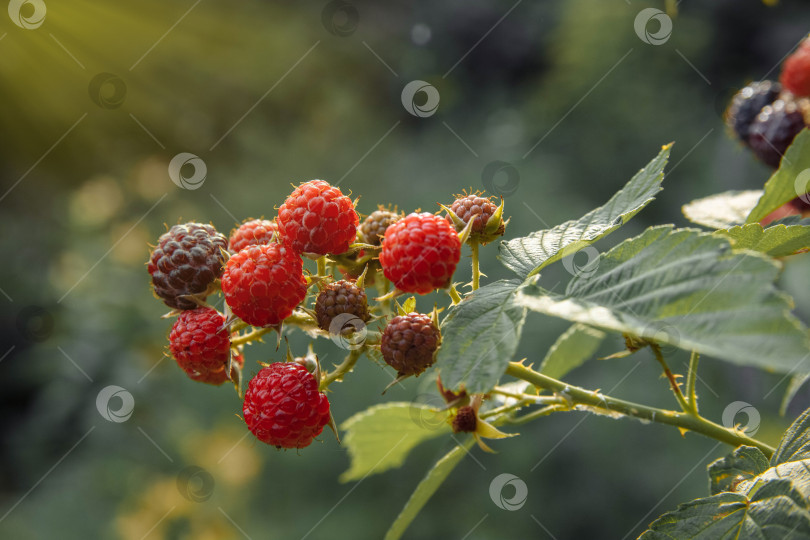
[321,348,363,390]
[230,311,318,347]
[231,327,274,347]
[651,344,691,413]
[317,256,327,277]
[686,351,700,415]
[471,241,481,291]
[505,362,775,458]
[447,285,462,305]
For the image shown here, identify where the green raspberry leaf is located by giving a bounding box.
[516,226,810,375]
[498,143,671,278]
[642,407,810,539]
[339,403,449,483]
[435,279,527,394]
[716,222,810,257]
[384,438,474,540]
[539,323,606,380]
[682,190,763,229]
[747,128,810,224]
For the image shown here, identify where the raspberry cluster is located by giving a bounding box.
[146,179,508,450]
[725,36,810,169]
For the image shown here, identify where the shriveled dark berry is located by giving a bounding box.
[359,209,401,246]
[450,194,500,234]
[148,223,228,310]
[315,280,370,332]
[380,312,441,376]
[725,81,781,144]
[452,405,477,433]
[749,99,806,168]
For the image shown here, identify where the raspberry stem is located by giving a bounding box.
[231,327,275,346]
[447,285,462,305]
[651,344,691,414]
[320,348,364,389]
[317,256,327,277]
[685,351,700,414]
[470,240,481,291]
[505,362,775,458]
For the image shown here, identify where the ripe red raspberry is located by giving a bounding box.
[277,180,359,255]
[380,312,441,376]
[148,223,228,310]
[725,81,781,144]
[221,244,307,327]
[781,38,810,97]
[749,99,807,168]
[315,280,370,332]
[359,208,401,246]
[379,213,461,294]
[169,307,242,385]
[243,362,331,449]
[229,219,278,253]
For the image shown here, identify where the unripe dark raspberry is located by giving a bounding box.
[380,312,441,377]
[243,362,331,449]
[749,99,807,168]
[448,193,505,243]
[315,280,370,332]
[148,223,228,310]
[169,307,242,385]
[229,219,278,253]
[725,81,781,144]
[452,406,477,433]
[359,209,401,246]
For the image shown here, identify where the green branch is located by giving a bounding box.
[505,362,775,458]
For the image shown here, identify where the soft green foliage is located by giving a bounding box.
[384,439,475,540]
[708,446,770,495]
[498,144,671,278]
[717,223,810,257]
[641,409,810,539]
[516,226,810,374]
[539,323,606,380]
[782,374,810,416]
[682,190,763,229]
[435,279,527,393]
[339,403,449,482]
[747,129,810,223]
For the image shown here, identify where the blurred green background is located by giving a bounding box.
[2,1,810,538]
